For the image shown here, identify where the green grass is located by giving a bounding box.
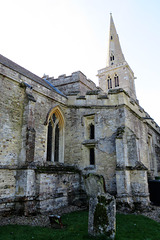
[116,213,160,240]
[0,211,160,240]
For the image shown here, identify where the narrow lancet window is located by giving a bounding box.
[90,148,95,165]
[114,74,119,87]
[90,123,95,139]
[110,79,112,88]
[107,76,112,89]
[54,124,59,162]
[107,79,110,89]
[46,121,53,161]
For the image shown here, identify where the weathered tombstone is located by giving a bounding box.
[83,174,116,239]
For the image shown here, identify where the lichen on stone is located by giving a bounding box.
[98,195,112,205]
[93,203,109,233]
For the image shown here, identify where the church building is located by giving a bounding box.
[0,14,160,215]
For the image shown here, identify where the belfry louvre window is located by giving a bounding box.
[110,53,114,62]
[114,74,119,87]
[45,106,65,163]
[110,55,114,61]
[107,76,112,89]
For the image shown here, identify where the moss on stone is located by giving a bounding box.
[93,203,109,233]
[98,195,112,205]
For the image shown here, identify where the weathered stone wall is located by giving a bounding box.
[0,167,86,215]
[0,73,25,212]
[114,91,160,208]
[46,71,97,95]
[0,61,89,215]
[124,102,160,175]
[0,169,16,213]
[0,61,67,166]
[65,92,126,194]
[1,54,160,214]
[36,166,85,213]
[0,74,25,166]
[65,89,160,207]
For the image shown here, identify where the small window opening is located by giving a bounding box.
[110,54,114,63]
[107,76,112,89]
[114,74,119,87]
[54,124,59,162]
[46,120,53,161]
[111,36,113,40]
[90,148,95,165]
[90,123,95,139]
[110,79,112,88]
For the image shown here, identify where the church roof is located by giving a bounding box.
[0,54,67,98]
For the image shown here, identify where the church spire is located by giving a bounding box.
[107,14,125,66]
[98,14,137,100]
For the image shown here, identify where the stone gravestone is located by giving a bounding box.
[83,174,116,239]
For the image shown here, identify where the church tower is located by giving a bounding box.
[98,14,137,100]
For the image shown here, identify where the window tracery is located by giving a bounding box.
[45,106,65,163]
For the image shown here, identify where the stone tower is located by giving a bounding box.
[98,14,137,100]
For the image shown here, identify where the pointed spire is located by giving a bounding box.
[107,14,125,66]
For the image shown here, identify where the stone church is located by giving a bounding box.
[0,14,160,215]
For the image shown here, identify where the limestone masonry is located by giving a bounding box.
[0,14,160,215]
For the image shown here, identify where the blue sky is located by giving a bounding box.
[1,0,160,124]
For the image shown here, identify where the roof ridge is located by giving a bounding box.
[0,54,66,98]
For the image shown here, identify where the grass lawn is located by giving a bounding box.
[0,211,160,240]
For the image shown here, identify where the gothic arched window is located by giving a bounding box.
[45,106,65,163]
[114,74,119,87]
